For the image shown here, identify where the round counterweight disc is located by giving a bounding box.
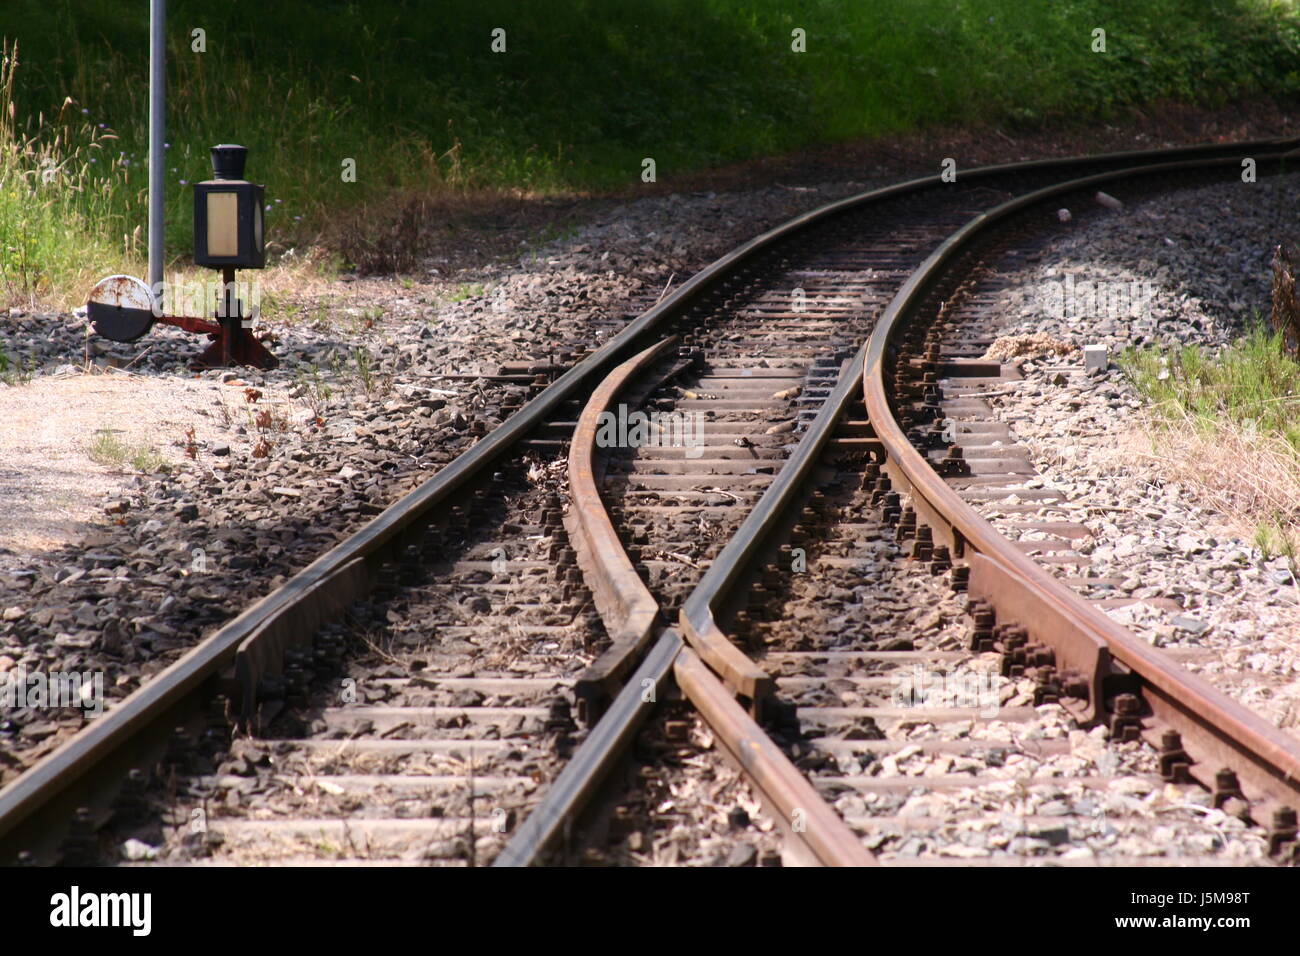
[87,274,156,343]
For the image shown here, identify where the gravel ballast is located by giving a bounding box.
[970,172,1300,739]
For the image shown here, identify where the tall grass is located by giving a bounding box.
[4,0,1300,302]
[1122,325,1300,453]
[0,42,143,305]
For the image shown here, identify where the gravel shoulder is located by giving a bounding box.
[973,172,1300,738]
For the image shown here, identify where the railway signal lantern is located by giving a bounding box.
[190,143,275,369]
[193,144,266,269]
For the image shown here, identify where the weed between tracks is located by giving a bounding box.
[1121,324,1300,561]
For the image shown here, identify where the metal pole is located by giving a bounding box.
[222,266,236,366]
[148,0,165,300]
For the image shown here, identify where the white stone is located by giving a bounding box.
[1083,344,1109,370]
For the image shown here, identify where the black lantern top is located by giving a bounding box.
[211,144,249,181]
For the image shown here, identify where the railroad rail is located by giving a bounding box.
[510,150,1300,865]
[1,135,1298,865]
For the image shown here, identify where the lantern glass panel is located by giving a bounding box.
[253,199,264,257]
[207,192,239,257]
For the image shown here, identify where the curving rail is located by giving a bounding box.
[3,135,1297,865]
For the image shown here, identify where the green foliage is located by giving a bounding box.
[4,0,1300,299]
[1120,323,1300,453]
[1121,321,1300,561]
[0,41,138,304]
[88,428,169,472]
[449,283,484,302]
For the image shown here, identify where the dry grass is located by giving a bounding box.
[1117,406,1300,561]
[1121,328,1300,561]
[0,41,140,308]
[983,332,1078,362]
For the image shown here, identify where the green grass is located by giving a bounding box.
[4,0,1300,300]
[320,345,389,396]
[1120,323,1300,453]
[1254,520,1299,565]
[1121,323,1300,560]
[449,283,485,302]
[0,43,137,304]
[88,428,170,472]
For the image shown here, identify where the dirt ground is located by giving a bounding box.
[0,366,284,558]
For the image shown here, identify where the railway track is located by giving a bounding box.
[2,137,1298,866]
[515,152,1300,866]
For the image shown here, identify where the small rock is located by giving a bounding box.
[1083,344,1108,370]
[20,721,58,740]
[1095,191,1124,211]
[121,838,159,861]
[1170,615,1210,636]
[725,843,757,867]
[1030,825,1071,846]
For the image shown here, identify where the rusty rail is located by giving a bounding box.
[509,339,873,865]
[3,135,1295,863]
[863,154,1300,815]
[667,151,1300,866]
[673,648,874,866]
[566,338,677,722]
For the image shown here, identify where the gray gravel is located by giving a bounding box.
[974,172,1300,740]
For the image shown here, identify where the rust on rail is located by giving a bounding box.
[567,337,677,722]
[864,155,1300,817]
[674,647,875,867]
